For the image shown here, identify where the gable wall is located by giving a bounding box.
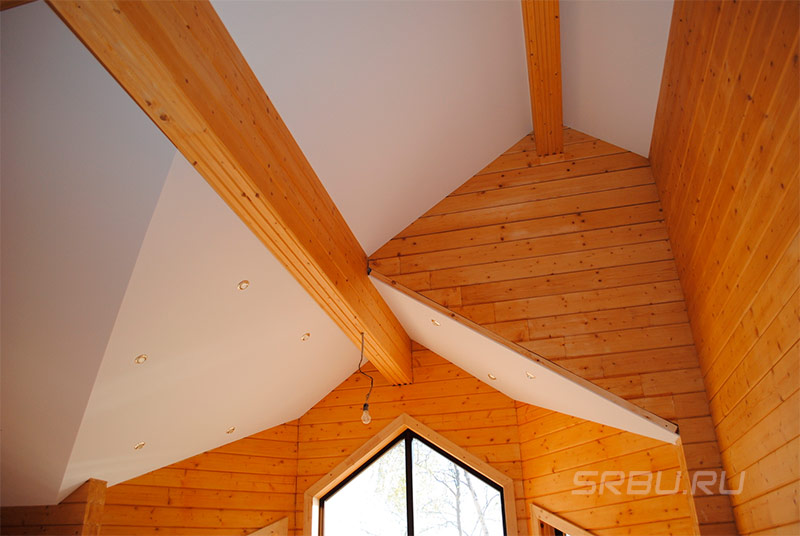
[649,1,800,534]
[87,344,696,536]
[369,127,733,533]
[294,346,527,535]
[98,423,298,535]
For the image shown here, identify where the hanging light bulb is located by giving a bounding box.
[357,332,374,425]
[361,403,372,425]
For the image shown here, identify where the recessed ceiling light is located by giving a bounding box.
[133,441,146,450]
[300,332,311,342]
[526,371,536,380]
[133,354,148,365]
[237,280,250,291]
[226,426,236,434]
[487,373,497,381]
[431,319,441,326]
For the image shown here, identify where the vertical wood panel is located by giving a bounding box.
[650,1,800,535]
[521,0,564,156]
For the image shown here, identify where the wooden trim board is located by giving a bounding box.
[531,504,596,536]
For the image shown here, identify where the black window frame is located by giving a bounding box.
[319,429,508,536]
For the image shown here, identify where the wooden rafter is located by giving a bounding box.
[0,0,37,11]
[521,0,564,156]
[46,0,412,384]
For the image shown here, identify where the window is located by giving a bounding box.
[320,430,506,536]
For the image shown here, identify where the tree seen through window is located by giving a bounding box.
[321,430,505,536]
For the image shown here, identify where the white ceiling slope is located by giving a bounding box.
[213,0,532,255]
[61,153,356,500]
[0,2,175,506]
[560,0,673,157]
[372,277,679,444]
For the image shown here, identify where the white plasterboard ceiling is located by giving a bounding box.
[0,0,674,506]
[0,2,175,506]
[372,277,679,444]
[212,0,532,255]
[60,152,356,500]
[560,0,673,157]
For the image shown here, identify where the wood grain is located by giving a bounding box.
[650,1,800,534]
[521,0,564,156]
[46,0,412,384]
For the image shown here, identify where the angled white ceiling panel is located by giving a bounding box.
[372,276,679,444]
[60,153,357,500]
[214,0,532,254]
[560,0,673,156]
[0,2,175,506]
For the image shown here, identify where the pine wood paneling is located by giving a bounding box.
[521,0,564,156]
[1,479,107,536]
[369,127,719,533]
[294,350,527,535]
[650,1,800,534]
[516,404,696,536]
[98,423,298,536]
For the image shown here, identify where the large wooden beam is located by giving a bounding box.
[521,0,564,156]
[47,0,412,384]
[0,0,37,11]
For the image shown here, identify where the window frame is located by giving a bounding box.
[319,429,507,536]
[304,414,517,536]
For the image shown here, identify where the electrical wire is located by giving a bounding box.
[357,332,374,404]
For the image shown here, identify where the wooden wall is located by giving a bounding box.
[1,479,106,536]
[98,423,297,535]
[294,346,527,535]
[369,127,734,533]
[89,344,698,536]
[516,403,696,536]
[649,1,800,535]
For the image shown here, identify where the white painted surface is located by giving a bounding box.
[0,2,175,506]
[372,277,679,444]
[214,0,532,254]
[560,0,673,156]
[61,154,356,499]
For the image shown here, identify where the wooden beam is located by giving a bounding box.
[521,0,564,156]
[46,0,412,384]
[0,0,37,11]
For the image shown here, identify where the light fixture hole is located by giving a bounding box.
[133,441,146,450]
[226,426,236,434]
[431,319,441,326]
[300,332,311,342]
[526,371,536,380]
[133,354,148,365]
[487,373,497,381]
[237,280,250,291]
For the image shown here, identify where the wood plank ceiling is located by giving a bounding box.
[46,0,412,385]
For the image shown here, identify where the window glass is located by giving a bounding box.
[411,438,504,536]
[322,439,408,536]
[320,431,505,536]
